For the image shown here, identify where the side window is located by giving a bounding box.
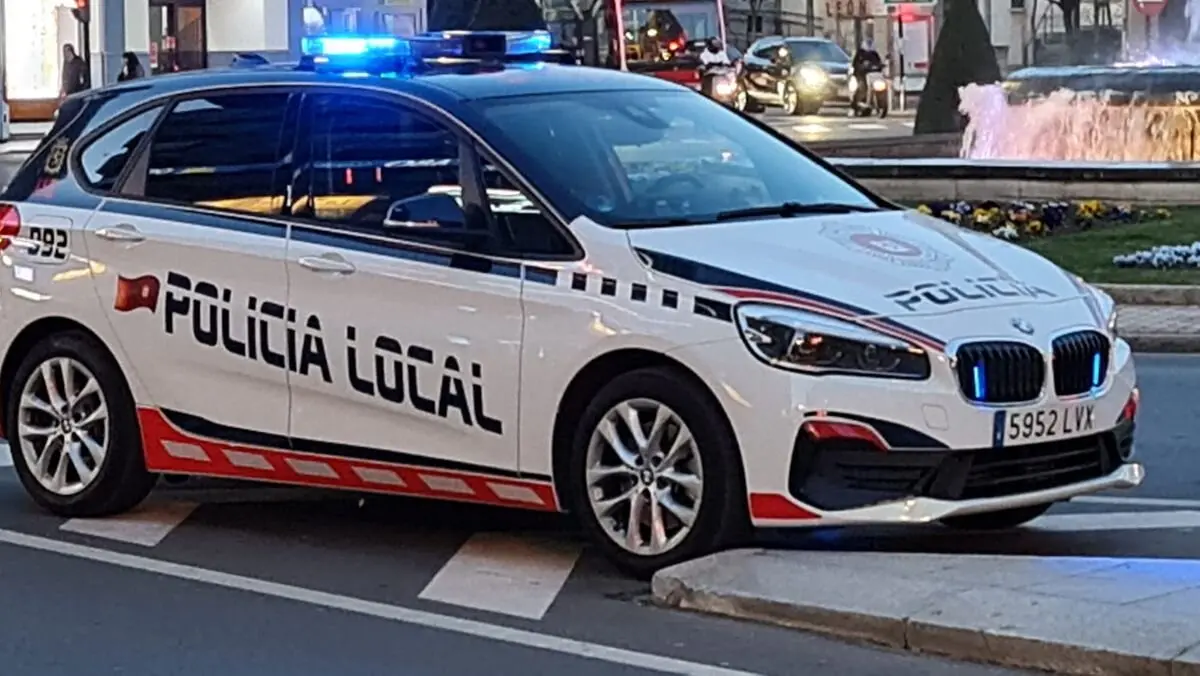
[294,93,471,241]
[751,41,777,60]
[78,106,163,192]
[141,92,293,215]
[479,162,574,257]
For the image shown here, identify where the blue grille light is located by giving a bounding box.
[301,35,405,57]
[302,30,555,69]
[972,364,986,400]
[1091,352,1102,388]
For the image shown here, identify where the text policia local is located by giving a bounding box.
[159,271,504,435]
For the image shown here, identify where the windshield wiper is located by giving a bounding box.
[613,217,706,230]
[715,201,881,222]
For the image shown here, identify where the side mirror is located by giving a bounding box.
[383,193,466,230]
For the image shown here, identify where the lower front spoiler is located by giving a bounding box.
[752,462,1144,527]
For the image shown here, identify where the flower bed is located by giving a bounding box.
[915,200,1170,242]
[1113,243,1200,269]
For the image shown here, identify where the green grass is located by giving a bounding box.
[1022,208,1200,284]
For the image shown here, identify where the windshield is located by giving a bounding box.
[471,89,881,228]
[620,0,720,71]
[785,40,850,63]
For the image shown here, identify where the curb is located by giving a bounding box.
[652,551,1200,676]
[1125,334,1200,353]
[1099,283,1200,306]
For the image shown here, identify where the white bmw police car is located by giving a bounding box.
[0,31,1142,577]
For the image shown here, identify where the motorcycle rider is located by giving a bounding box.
[699,37,731,97]
[851,38,883,110]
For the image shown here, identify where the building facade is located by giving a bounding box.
[0,0,427,121]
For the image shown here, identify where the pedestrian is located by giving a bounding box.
[60,44,89,99]
[117,52,145,81]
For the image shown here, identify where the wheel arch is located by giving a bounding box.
[549,347,745,512]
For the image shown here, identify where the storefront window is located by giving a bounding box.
[5,0,78,100]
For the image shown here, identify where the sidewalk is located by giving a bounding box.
[653,549,1200,676]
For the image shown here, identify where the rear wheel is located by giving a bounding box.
[6,331,156,517]
[567,367,749,579]
[940,503,1053,530]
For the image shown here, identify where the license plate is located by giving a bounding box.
[993,404,1095,446]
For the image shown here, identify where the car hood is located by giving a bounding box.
[628,210,1100,348]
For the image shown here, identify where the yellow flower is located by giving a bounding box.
[940,210,960,223]
[1025,219,1045,235]
[916,205,932,214]
[1156,208,1172,218]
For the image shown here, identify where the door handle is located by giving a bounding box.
[298,254,356,275]
[95,224,145,243]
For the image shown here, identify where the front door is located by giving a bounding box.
[282,89,522,474]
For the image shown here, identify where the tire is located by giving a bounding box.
[781,84,802,115]
[940,503,1053,530]
[798,101,822,116]
[6,330,157,517]
[567,366,750,579]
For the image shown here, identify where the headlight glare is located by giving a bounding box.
[798,66,826,89]
[735,303,930,379]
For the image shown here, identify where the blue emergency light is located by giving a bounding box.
[298,30,558,73]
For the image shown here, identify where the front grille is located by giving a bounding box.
[954,341,1045,403]
[1052,330,1111,396]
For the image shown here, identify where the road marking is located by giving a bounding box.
[792,123,831,133]
[419,533,582,620]
[1072,495,1200,509]
[60,501,198,547]
[1030,510,1200,532]
[0,528,760,676]
[0,443,10,468]
[900,120,915,128]
[847,123,889,131]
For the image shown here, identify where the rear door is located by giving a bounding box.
[83,88,301,443]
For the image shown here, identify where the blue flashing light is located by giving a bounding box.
[299,30,557,73]
[972,364,987,400]
[1091,352,1102,388]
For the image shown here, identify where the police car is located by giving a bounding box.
[0,30,1142,578]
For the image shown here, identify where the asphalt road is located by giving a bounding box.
[0,352,1194,675]
[753,108,916,142]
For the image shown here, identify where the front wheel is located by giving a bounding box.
[567,367,749,579]
[6,331,157,517]
[940,503,1053,530]
[781,84,802,115]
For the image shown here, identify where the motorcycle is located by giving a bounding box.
[699,62,738,107]
[848,69,889,118]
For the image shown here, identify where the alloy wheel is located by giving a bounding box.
[734,89,748,111]
[585,398,703,556]
[17,357,109,496]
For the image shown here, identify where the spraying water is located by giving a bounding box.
[958,49,1200,161]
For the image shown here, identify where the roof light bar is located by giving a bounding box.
[298,30,557,72]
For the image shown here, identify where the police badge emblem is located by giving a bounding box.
[820,222,953,272]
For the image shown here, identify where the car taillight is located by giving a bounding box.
[0,203,20,251]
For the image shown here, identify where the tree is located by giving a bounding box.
[912,0,1002,134]
[430,0,547,31]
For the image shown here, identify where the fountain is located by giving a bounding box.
[959,63,1200,161]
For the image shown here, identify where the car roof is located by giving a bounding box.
[95,61,681,111]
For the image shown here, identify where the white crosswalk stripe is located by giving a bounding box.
[847,122,890,131]
[792,123,832,133]
[419,532,582,620]
[1030,510,1200,533]
[60,501,198,547]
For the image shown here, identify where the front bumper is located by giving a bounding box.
[671,333,1142,528]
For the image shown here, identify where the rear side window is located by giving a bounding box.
[78,106,163,192]
[141,91,293,215]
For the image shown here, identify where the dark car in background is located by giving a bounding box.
[734,36,851,115]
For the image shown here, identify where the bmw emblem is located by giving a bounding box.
[1011,317,1035,335]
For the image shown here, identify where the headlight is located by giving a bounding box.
[871,79,887,92]
[734,303,931,379]
[714,79,736,97]
[797,66,827,89]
